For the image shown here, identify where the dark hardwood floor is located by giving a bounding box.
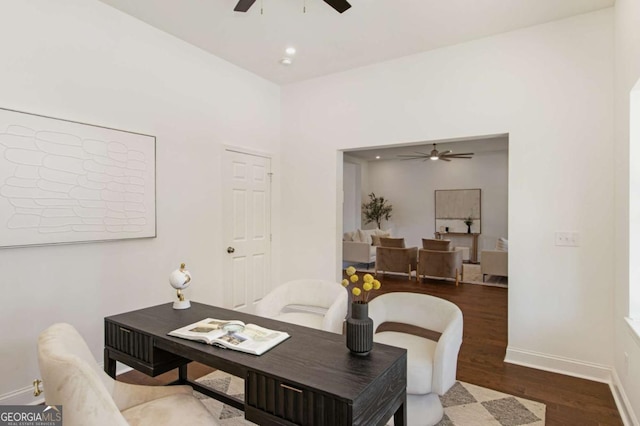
[119,274,623,425]
[373,274,622,426]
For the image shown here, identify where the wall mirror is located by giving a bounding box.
[435,189,481,234]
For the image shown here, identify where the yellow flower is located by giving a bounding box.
[343,267,382,303]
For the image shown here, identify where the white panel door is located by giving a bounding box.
[223,149,271,312]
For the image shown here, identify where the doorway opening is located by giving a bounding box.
[340,133,509,287]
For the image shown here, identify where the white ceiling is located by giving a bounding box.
[98,0,614,85]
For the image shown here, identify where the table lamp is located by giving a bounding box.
[169,263,192,309]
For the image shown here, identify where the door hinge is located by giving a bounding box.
[267,172,273,182]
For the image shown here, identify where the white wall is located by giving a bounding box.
[0,0,280,403]
[365,148,508,251]
[614,0,640,422]
[282,9,615,381]
[342,157,361,232]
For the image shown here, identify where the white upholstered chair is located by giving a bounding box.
[368,293,463,426]
[37,323,219,426]
[255,279,348,334]
[481,237,508,281]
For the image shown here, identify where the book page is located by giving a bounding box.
[169,318,289,355]
[168,318,245,343]
[219,324,289,355]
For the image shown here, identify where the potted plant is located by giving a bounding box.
[362,193,393,229]
[464,217,474,234]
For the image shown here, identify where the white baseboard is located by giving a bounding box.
[0,362,133,406]
[505,346,612,383]
[0,385,45,406]
[610,368,639,426]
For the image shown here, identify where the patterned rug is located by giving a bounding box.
[461,264,508,288]
[194,371,545,426]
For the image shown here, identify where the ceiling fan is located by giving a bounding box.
[234,0,351,13]
[397,144,474,162]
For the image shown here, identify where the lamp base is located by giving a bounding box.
[173,300,191,310]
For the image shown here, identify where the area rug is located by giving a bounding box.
[461,264,508,288]
[194,370,545,425]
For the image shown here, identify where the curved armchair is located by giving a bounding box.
[37,323,218,426]
[368,292,463,426]
[255,279,348,334]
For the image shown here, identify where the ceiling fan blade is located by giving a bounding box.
[446,152,473,157]
[440,158,451,162]
[234,0,257,12]
[324,0,351,13]
[397,155,426,159]
[439,150,452,155]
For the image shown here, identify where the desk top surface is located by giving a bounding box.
[106,301,406,400]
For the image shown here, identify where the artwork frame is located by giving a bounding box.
[435,188,481,234]
[0,107,156,248]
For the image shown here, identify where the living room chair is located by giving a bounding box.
[255,279,348,334]
[417,239,463,286]
[368,292,463,426]
[374,237,418,280]
[37,323,219,426]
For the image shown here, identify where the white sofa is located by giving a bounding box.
[481,237,508,281]
[342,228,390,265]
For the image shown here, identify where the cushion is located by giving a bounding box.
[374,331,436,394]
[343,231,355,242]
[380,237,405,248]
[357,229,380,245]
[371,232,391,246]
[422,239,451,251]
[496,237,508,251]
[273,312,324,330]
[121,393,217,426]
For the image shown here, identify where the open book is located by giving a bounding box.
[168,318,290,355]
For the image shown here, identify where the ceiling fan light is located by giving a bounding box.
[430,156,439,161]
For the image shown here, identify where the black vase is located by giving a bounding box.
[467,223,471,233]
[346,302,374,356]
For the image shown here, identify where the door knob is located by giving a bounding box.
[227,247,235,254]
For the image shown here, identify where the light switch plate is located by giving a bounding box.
[555,232,580,247]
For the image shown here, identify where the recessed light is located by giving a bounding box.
[375,156,381,159]
[285,47,296,55]
[279,57,292,66]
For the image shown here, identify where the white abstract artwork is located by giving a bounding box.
[0,108,156,248]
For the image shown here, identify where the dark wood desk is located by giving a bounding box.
[104,302,407,426]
